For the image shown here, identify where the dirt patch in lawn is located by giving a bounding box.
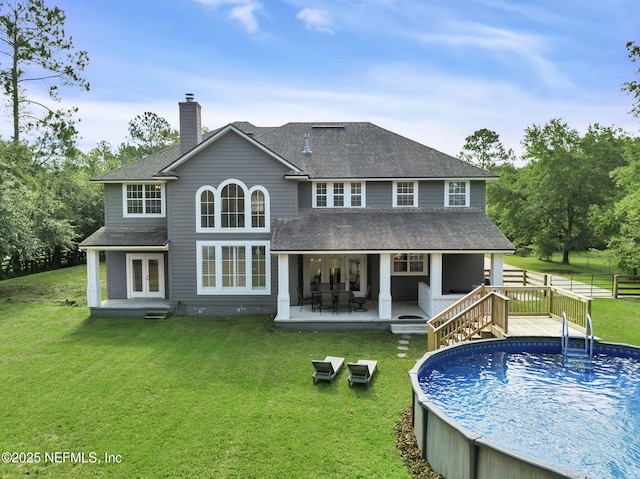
[395,405,443,479]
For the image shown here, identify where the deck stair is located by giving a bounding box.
[561,312,594,370]
[145,309,169,320]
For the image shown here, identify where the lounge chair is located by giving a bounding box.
[311,356,345,383]
[347,359,378,386]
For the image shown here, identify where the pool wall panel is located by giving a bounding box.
[409,338,601,479]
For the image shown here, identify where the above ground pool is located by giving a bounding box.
[409,337,640,479]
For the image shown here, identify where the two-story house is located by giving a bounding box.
[80,94,514,329]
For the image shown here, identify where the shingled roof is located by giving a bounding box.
[271,208,514,252]
[91,122,496,182]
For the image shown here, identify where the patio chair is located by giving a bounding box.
[317,290,334,313]
[347,359,378,386]
[351,286,370,312]
[296,286,315,312]
[311,356,345,383]
[334,290,352,314]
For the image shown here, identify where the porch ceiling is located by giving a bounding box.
[79,227,168,250]
[271,208,514,253]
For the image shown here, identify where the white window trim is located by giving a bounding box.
[195,180,270,233]
[392,180,418,208]
[391,252,428,276]
[122,183,166,218]
[196,240,271,295]
[444,180,470,207]
[312,181,366,208]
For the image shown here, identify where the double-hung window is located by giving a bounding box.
[445,181,470,207]
[313,182,365,208]
[123,183,165,217]
[197,241,270,295]
[393,181,417,207]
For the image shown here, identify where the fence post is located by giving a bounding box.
[613,275,619,299]
[523,269,527,286]
[548,288,554,317]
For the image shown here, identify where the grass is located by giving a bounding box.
[0,266,422,478]
[504,250,620,275]
[502,251,640,346]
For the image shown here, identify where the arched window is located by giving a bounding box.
[251,190,265,228]
[200,189,215,228]
[221,183,245,228]
[196,181,269,232]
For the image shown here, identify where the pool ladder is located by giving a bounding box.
[561,312,594,370]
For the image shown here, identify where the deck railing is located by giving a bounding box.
[427,285,591,351]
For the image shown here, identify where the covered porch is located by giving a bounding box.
[79,227,170,317]
[270,208,515,328]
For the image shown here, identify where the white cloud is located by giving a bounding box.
[296,8,334,33]
[194,0,263,33]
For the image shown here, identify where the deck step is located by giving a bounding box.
[145,310,169,320]
[391,323,427,335]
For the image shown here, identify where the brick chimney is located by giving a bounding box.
[179,93,202,154]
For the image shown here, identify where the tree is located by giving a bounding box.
[0,0,89,158]
[622,41,640,117]
[459,128,514,171]
[608,138,640,274]
[127,111,178,157]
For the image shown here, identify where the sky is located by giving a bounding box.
[3,0,640,158]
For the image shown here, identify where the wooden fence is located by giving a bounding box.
[613,275,640,298]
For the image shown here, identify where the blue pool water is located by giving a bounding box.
[418,343,640,479]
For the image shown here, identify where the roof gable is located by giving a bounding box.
[160,124,301,176]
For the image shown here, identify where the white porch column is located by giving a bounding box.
[378,253,392,320]
[490,253,504,286]
[430,253,443,296]
[86,249,102,308]
[277,254,290,320]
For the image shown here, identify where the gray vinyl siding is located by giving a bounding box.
[442,254,484,293]
[419,182,443,207]
[166,130,297,316]
[106,251,127,299]
[470,181,485,208]
[103,183,168,228]
[365,182,392,208]
[391,276,428,301]
[298,182,312,209]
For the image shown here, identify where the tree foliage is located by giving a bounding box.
[127,111,178,157]
[459,128,514,171]
[0,0,89,158]
[485,120,629,264]
[622,41,640,117]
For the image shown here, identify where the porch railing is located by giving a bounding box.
[427,286,509,352]
[427,285,591,351]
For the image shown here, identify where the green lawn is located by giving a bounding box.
[504,250,619,275]
[0,266,422,478]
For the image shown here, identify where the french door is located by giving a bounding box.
[304,254,366,296]
[127,253,165,298]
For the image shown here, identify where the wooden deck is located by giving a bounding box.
[507,315,586,337]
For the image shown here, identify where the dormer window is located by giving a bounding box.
[123,183,165,217]
[445,181,470,207]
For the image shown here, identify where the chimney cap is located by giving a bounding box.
[185,93,195,102]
